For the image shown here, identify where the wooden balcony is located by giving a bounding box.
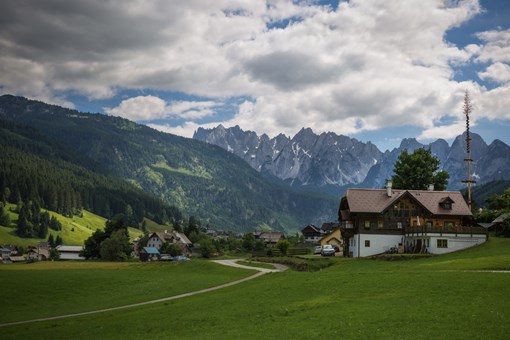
[405,225,487,235]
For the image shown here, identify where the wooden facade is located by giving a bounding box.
[339,188,487,257]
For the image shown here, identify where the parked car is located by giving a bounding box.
[321,244,335,256]
[159,255,173,261]
[171,255,190,261]
[314,245,323,254]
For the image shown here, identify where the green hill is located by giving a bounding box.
[0,203,147,247]
[0,95,337,232]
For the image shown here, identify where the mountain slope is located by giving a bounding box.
[0,95,337,232]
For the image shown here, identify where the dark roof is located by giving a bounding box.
[259,232,284,243]
[321,223,339,232]
[492,213,509,223]
[343,188,472,217]
[301,224,321,234]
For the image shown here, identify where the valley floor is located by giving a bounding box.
[1,238,509,339]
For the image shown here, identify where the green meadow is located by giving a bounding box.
[0,204,151,247]
[1,238,509,339]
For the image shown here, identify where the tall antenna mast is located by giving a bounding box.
[462,90,476,210]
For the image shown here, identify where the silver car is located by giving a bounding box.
[321,244,335,256]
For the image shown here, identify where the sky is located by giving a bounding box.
[1,0,509,151]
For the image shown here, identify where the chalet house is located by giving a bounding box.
[27,246,50,261]
[339,184,487,258]
[147,231,192,254]
[257,232,284,248]
[301,225,324,242]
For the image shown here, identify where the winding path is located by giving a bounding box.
[0,259,287,328]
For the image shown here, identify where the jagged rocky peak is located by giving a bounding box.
[193,124,510,193]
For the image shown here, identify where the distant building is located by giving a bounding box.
[146,231,192,254]
[256,232,284,248]
[56,245,85,260]
[301,225,324,243]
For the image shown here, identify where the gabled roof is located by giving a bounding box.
[259,232,284,242]
[56,245,84,252]
[149,231,192,245]
[321,223,339,232]
[343,188,472,216]
[492,213,509,223]
[301,224,321,234]
[174,232,192,245]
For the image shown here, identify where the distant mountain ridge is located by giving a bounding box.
[194,125,510,195]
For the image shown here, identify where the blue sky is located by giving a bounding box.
[1,0,509,151]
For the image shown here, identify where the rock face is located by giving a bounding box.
[195,126,383,190]
[194,125,510,194]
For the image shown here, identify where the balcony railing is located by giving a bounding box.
[405,225,487,235]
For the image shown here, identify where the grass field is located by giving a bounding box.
[1,238,509,339]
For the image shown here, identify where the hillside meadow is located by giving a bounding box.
[1,238,509,339]
[0,204,156,247]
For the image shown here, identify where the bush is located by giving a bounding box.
[251,256,334,272]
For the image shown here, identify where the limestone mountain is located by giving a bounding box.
[194,125,510,195]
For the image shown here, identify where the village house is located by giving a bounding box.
[320,226,343,252]
[301,224,324,242]
[27,245,50,261]
[146,230,192,255]
[338,182,487,257]
[256,232,284,248]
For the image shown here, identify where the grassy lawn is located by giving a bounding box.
[0,261,255,324]
[1,238,509,339]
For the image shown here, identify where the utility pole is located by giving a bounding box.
[461,90,476,211]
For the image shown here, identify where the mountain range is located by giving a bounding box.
[0,95,337,233]
[194,125,510,196]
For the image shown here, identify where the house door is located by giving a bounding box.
[415,239,422,253]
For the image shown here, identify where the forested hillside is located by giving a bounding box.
[0,120,183,227]
[0,95,337,232]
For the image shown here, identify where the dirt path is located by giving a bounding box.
[0,259,286,328]
[211,259,288,273]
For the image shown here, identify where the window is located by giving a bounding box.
[365,240,370,247]
[397,222,402,229]
[437,239,448,248]
[378,220,384,229]
[426,221,433,229]
[364,220,370,229]
[444,221,454,229]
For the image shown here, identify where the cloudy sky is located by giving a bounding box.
[1,0,509,151]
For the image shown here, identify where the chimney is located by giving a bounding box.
[386,179,393,197]
[428,184,434,191]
